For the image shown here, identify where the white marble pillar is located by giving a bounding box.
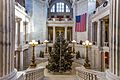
[101,20,106,71]
[65,27,67,40]
[102,20,105,46]
[97,20,101,46]
[0,0,17,79]
[97,20,102,71]
[72,1,77,40]
[16,18,22,48]
[23,21,28,44]
[53,27,56,43]
[16,18,22,71]
[91,22,95,42]
[91,22,93,42]
[106,0,120,80]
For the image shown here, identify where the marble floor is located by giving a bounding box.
[43,75,77,80]
[37,61,81,80]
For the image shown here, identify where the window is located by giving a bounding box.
[56,2,64,12]
[51,5,55,12]
[66,5,70,12]
[50,2,71,13]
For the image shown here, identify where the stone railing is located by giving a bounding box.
[76,67,107,80]
[24,67,45,80]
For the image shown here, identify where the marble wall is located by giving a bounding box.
[32,0,48,42]
[74,0,96,42]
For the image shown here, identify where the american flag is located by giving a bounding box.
[75,13,87,32]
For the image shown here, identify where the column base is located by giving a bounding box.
[106,70,120,80]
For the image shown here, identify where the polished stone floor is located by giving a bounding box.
[43,75,77,80]
[37,61,81,80]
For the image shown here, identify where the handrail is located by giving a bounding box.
[76,67,106,80]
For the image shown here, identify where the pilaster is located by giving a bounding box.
[102,20,105,46]
[15,18,22,71]
[23,21,28,44]
[97,20,101,47]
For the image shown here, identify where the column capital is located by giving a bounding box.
[16,18,22,22]
[65,26,68,28]
[53,26,56,28]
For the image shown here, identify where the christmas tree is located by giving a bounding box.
[46,33,73,72]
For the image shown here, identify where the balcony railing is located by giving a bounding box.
[76,67,107,80]
[48,18,73,21]
[24,67,45,80]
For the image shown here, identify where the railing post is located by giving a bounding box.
[95,75,97,80]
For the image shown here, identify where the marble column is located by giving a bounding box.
[100,20,106,71]
[91,22,95,42]
[0,0,17,79]
[97,20,101,47]
[16,18,22,48]
[102,20,105,46]
[53,27,56,43]
[70,28,72,41]
[97,20,102,70]
[91,22,93,42]
[106,0,120,80]
[23,21,28,44]
[16,18,22,71]
[72,1,77,40]
[65,27,67,40]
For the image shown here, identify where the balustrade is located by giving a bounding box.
[76,67,107,80]
[24,67,45,80]
[48,18,72,21]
